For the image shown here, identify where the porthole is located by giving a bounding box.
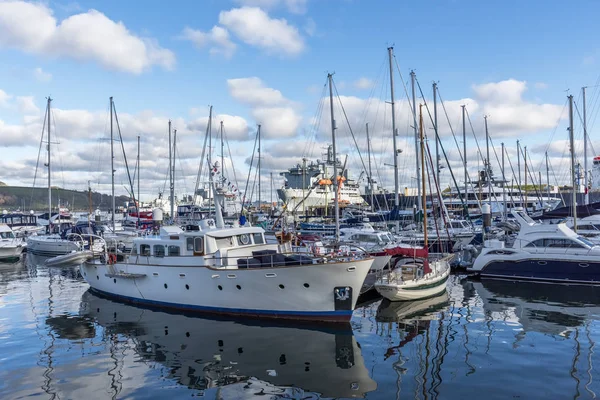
[96,275,99,280]
[236,285,242,290]
[164,283,168,289]
[303,283,310,288]
[218,285,223,290]
[185,284,190,290]
[279,284,285,289]
[186,332,190,337]
[113,279,116,284]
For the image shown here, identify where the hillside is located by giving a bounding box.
[0,186,131,212]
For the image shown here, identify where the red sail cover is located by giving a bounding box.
[385,246,432,274]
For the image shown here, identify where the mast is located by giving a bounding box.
[173,128,177,221]
[366,122,374,208]
[220,121,225,190]
[569,94,577,231]
[545,151,550,200]
[583,86,589,205]
[419,104,427,248]
[137,135,140,227]
[433,82,440,185]
[258,124,261,212]
[461,105,467,205]
[46,97,52,232]
[517,139,521,193]
[502,142,507,220]
[524,146,528,211]
[110,96,115,232]
[168,120,174,221]
[328,73,340,242]
[485,116,491,205]
[270,171,273,216]
[388,47,400,209]
[302,157,307,216]
[411,70,421,211]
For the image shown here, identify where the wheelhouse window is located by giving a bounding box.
[168,245,180,256]
[140,244,151,256]
[215,236,233,248]
[252,233,265,244]
[186,237,194,251]
[194,237,204,253]
[154,245,165,257]
[237,233,251,245]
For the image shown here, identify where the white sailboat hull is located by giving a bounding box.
[81,257,373,321]
[374,260,450,301]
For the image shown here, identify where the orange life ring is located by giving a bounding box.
[107,254,117,264]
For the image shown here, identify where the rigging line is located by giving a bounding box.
[533,99,568,173]
[425,137,451,244]
[420,81,472,221]
[223,125,241,196]
[241,126,260,212]
[518,144,544,205]
[31,104,48,208]
[193,106,211,206]
[392,55,414,117]
[462,108,484,210]
[303,77,328,159]
[112,102,137,209]
[48,106,67,193]
[332,78,370,177]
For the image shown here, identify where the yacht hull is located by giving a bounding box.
[0,245,24,260]
[81,258,373,321]
[26,235,80,256]
[375,261,451,301]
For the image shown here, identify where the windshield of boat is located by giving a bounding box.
[577,236,597,248]
[0,231,14,239]
[379,233,394,243]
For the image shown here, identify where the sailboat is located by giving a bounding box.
[374,104,451,301]
[27,98,100,258]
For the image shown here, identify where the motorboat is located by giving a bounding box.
[0,224,25,261]
[81,203,374,321]
[468,208,600,284]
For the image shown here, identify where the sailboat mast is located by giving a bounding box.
[110,96,115,232]
[387,47,399,208]
[433,82,440,185]
[485,116,491,205]
[419,104,427,248]
[545,151,550,200]
[168,120,174,221]
[411,71,421,211]
[328,73,340,242]
[517,140,521,192]
[568,94,577,231]
[583,86,589,205]
[137,135,140,227]
[461,105,467,205]
[524,146,528,211]
[502,142,507,220]
[220,121,224,190]
[47,97,52,230]
[258,124,261,212]
[366,122,374,208]
[173,128,177,221]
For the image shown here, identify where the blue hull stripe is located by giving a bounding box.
[89,287,353,321]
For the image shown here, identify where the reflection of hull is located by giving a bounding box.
[80,291,377,398]
[376,290,449,322]
[473,279,600,335]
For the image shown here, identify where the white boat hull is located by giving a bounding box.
[81,257,373,321]
[27,235,81,256]
[374,260,451,301]
[45,250,93,267]
[0,244,24,260]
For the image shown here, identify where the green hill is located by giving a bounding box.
[0,186,131,212]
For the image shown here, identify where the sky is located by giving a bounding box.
[1,0,600,207]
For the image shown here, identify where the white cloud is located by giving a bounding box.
[180,26,236,58]
[304,17,316,36]
[16,96,39,115]
[33,67,52,82]
[534,82,548,90]
[219,7,305,56]
[353,77,374,90]
[227,77,301,139]
[188,114,250,141]
[234,0,308,14]
[0,1,175,74]
[0,89,11,107]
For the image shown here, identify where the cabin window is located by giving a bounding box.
[154,245,165,257]
[0,232,14,239]
[168,245,180,256]
[187,237,194,251]
[237,234,251,245]
[215,236,233,248]
[194,237,204,253]
[252,233,264,244]
[140,244,151,256]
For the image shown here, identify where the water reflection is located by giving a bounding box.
[73,290,377,398]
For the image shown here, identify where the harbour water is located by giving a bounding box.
[1,255,599,399]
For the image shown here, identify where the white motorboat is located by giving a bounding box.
[468,208,600,284]
[81,210,374,321]
[0,224,25,261]
[45,250,94,267]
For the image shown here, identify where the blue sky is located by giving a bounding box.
[0,0,599,204]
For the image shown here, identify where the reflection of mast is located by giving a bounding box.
[107,331,124,399]
[570,327,581,398]
[41,271,58,399]
[584,322,596,398]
